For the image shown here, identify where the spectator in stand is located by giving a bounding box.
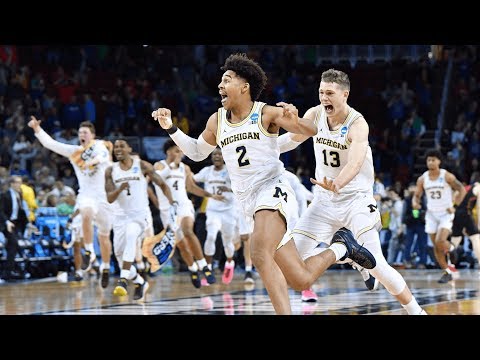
[84,92,96,123]
[172,112,190,135]
[0,176,27,280]
[59,166,77,191]
[12,133,37,170]
[20,176,38,222]
[10,160,29,178]
[47,180,76,199]
[402,183,428,269]
[0,135,13,168]
[62,94,84,130]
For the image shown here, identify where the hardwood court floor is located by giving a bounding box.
[1,269,479,315]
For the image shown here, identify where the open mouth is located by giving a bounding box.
[324,105,334,113]
[220,94,227,104]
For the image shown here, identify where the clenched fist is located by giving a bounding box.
[152,108,173,129]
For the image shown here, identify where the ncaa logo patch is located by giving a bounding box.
[251,113,259,124]
[341,126,348,135]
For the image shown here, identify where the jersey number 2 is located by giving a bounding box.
[236,146,250,167]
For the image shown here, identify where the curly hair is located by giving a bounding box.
[425,148,442,161]
[221,53,267,101]
[163,139,177,154]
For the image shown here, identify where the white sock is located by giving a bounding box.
[133,274,145,285]
[120,269,130,279]
[197,258,208,269]
[225,260,235,268]
[402,296,424,315]
[85,243,95,253]
[99,262,110,272]
[136,261,145,271]
[188,262,199,272]
[245,266,252,272]
[328,243,347,261]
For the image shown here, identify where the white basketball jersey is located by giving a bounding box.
[422,169,453,212]
[217,101,284,198]
[194,165,235,211]
[313,105,374,199]
[111,158,148,215]
[73,139,111,200]
[154,160,190,210]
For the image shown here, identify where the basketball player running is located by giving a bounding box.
[450,181,480,269]
[282,169,318,301]
[28,116,114,285]
[105,138,174,301]
[152,140,225,288]
[153,53,375,314]
[193,147,237,284]
[232,197,255,284]
[413,149,467,283]
[277,68,426,314]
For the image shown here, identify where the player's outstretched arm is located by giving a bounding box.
[270,102,317,137]
[152,108,217,162]
[28,115,77,158]
[278,106,317,153]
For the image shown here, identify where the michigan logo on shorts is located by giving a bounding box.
[142,228,176,273]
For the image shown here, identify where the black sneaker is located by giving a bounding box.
[351,262,379,291]
[100,269,110,288]
[81,250,95,271]
[331,228,376,269]
[449,247,461,265]
[363,272,379,291]
[438,271,453,284]
[190,271,201,288]
[202,266,216,284]
[113,278,128,296]
[244,271,254,283]
[74,273,84,281]
[133,281,150,301]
